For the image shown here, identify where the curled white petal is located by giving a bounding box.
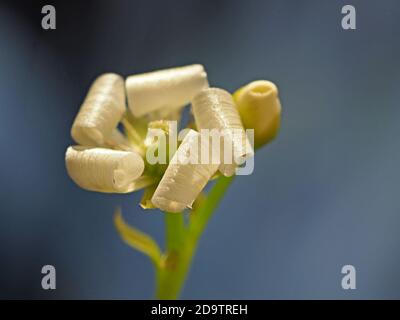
[192,88,254,176]
[126,64,209,117]
[65,146,144,193]
[71,73,126,146]
[151,130,218,213]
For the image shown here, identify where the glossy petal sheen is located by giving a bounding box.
[126,64,209,117]
[71,73,126,146]
[65,146,144,193]
[192,88,254,176]
[151,130,219,213]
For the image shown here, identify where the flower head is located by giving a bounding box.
[65,65,282,212]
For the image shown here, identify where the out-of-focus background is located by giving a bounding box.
[0,0,399,299]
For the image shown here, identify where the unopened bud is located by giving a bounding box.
[233,80,281,148]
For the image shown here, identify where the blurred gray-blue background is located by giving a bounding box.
[0,0,399,299]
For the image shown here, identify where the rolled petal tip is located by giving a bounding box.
[192,88,254,177]
[126,64,209,118]
[65,146,144,193]
[151,130,219,213]
[71,73,126,146]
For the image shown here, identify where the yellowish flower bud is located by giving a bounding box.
[192,88,254,177]
[151,130,219,213]
[71,73,125,146]
[233,80,281,148]
[65,146,144,193]
[126,64,209,118]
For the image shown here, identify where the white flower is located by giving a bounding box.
[65,65,276,213]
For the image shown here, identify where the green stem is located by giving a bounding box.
[155,175,235,299]
[155,212,187,299]
[165,212,185,252]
